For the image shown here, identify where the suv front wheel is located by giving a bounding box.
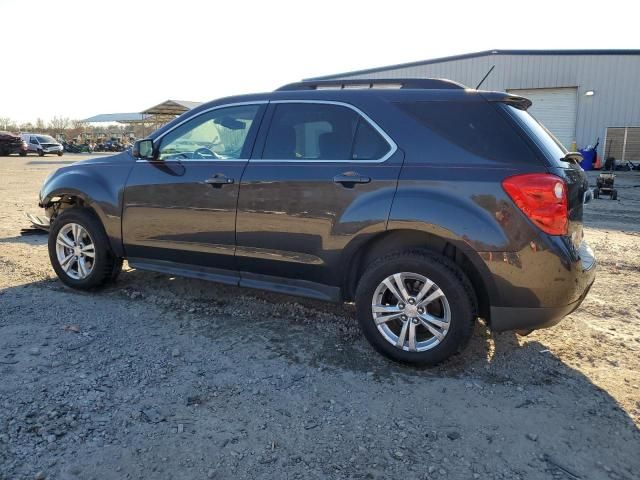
[355,250,476,366]
[48,208,122,289]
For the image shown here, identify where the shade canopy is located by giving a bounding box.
[83,99,203,128]
[142,99,202,116]
[82,113,150,124]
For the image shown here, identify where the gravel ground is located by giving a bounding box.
[1,154,639,480]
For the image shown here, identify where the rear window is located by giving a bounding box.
[396,101,537,163]
[503,105,567,162]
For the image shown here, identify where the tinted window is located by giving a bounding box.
[504,105,566,163]
[159,105,260,160]
[352,118,390,160]
[396,101,537,163]
[262,103,390,161]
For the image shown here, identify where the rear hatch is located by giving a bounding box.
[501,104,589,251]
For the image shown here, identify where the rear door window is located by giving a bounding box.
[262,103,391,161]
[396,101,538,163]
[352,118,390,160]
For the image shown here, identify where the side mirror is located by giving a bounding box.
[133,139,156,160]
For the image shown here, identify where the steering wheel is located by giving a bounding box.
[193,147,220,159]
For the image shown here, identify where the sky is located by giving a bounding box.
[1,0,639,124]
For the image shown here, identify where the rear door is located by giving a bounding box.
[235,100,403,298]
[122,103,265,273]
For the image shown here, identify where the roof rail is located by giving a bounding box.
[276,78,467,91]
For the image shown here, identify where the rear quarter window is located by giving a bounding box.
[395,101,538,163]
[502,104,567,166]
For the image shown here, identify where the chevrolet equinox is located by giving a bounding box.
[37,79,596,365]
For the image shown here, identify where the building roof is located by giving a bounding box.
[308,49,640,81]
[82,112,150,123]
[83,99,203,126]
[142,99,203,116]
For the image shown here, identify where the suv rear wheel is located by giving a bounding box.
[48,208,122,289]
[355,250,476,365]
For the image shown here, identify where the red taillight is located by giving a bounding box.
[502,173,568,236]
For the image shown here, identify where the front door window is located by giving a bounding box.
[158,104,261,161]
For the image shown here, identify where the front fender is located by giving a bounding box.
[40,162,132,257]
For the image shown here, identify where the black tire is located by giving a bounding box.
[611,189,618,200]
[19,151,27,157]
[48,208,121,290]
[593,188,599,199]
[355,250,476,366]
[38,149,44,157]
[109,257,124,283]
[57,151,63,156]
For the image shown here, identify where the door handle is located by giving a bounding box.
[205,174,234,187]
[333,172,371,186]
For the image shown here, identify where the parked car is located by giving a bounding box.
[0,131,28,156]
[36,79,596,365]
[104,139,124,152]
[21,133,64,156]
[63,141,91,154]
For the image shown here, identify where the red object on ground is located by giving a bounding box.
[594,153,602,169]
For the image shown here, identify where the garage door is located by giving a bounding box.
[605,127,640,163]
[508,87,578,149]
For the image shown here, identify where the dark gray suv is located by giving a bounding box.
[38,79,596,365]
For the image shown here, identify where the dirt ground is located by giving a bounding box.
[1,154,639,480]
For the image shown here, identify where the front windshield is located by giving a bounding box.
[36,135,57,144]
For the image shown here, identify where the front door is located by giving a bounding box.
[123,103,265,272]
[235,101,403,297]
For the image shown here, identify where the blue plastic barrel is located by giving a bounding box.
[579,148,595,170]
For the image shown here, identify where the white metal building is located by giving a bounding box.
[310,50,640,161]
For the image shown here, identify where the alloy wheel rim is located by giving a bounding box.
[55,223,95,280]
[371,272,451,352]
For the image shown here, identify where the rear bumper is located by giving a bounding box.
[490,277,594,332]
[483,239,596,332]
